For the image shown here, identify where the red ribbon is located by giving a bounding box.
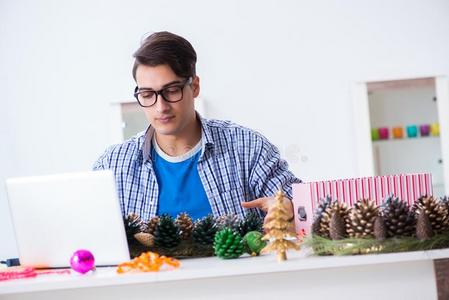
[0,267,70,281]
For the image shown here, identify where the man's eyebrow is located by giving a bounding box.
[162,80,184,88]
[138,80,183,91]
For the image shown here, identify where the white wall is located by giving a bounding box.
[1,0,449,258]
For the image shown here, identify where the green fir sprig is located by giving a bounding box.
[304,234,449,256]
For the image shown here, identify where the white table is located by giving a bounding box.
[1,248,447,300]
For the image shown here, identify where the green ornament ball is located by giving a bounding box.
[243,231,266,256]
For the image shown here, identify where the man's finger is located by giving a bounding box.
[241,197,271,212]
[241,199,264,208]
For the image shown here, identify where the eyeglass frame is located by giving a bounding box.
[133,77,193,107]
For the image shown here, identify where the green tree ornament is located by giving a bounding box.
[213,228,244,259]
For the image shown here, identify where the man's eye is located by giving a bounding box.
[140,91,155,98]
[164,86,181,93]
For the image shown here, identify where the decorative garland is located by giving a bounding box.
[124,212,264,259]
[307,195,449,256]
[128,239,215,259]
[304,233,449,256]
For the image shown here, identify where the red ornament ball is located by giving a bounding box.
[70,250,95,274]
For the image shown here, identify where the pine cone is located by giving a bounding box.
[440,196,449,213]
[329,212,346,240]
[373,216,387,241]
[311,196,333,236]
[382,195,415,237]
[145,216,160,235]
[216,214,242,232]
[315,196,333,216]
[214,228,244,259]
[238,211,263,236]
[319,200,350,238]
[413,196,449,234]
[134,232,154,247]
[154,214,181,248]
[311,218,321,235]
[416,209,434,240]
[175,213,193,240]
[347,199,379,238]
[192,214,218,246]
[124,213,144,241]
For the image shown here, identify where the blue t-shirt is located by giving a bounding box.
[152,138,212,220]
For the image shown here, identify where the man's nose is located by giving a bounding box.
[154,95,171,112]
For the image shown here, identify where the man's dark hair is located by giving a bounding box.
[132,31,197,81]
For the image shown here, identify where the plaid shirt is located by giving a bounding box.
[93,116,301,221]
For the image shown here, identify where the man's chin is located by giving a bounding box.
[153,126,179,136]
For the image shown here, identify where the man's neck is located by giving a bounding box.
[154,119,202,157]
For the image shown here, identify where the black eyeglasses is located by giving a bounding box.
[134,77,192,107]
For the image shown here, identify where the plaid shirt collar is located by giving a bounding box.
[141,112,214,163]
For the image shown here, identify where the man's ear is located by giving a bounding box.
[192,76,200,98]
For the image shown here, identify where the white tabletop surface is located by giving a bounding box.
[1,247,449,295]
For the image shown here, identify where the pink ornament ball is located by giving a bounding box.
[70,250,95,274]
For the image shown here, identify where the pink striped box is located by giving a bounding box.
[292,173,433,235]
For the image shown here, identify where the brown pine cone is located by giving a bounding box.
[134,232,155,247]
[329,212,346,240]
[416,209,434,240]
[145,216,160,235]
[373,216,387,241]
[175,212,194,240]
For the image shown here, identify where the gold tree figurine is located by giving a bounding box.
[262,189,300,261]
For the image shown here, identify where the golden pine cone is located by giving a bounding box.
[347,199,379,238]
[319,201,350,238]
[413,196,449,234]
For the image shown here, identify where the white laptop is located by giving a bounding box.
[6,170,130,268]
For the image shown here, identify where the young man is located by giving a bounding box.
[94,31,301,221]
